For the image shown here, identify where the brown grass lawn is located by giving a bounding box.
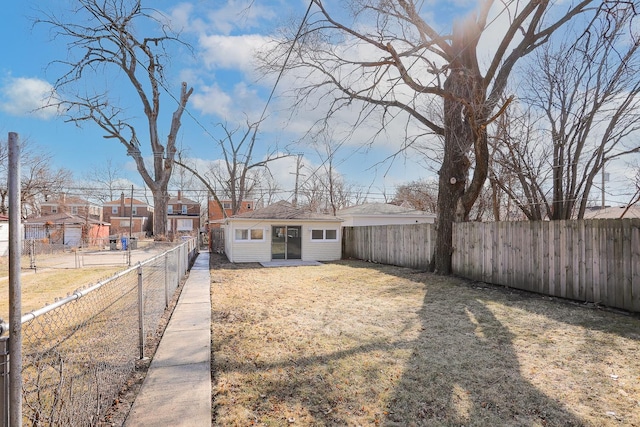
[210,255,640,427]
[0,266,121,321]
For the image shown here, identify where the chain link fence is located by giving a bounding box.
[1,238,198,426]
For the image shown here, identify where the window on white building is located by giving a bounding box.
[235,228,264,241]
[311,229,338,241]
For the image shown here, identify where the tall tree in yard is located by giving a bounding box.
[262,0,613,273]
[38,0,192,238]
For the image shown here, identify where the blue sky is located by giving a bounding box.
[0,0,638,207]
[0,0,437,203]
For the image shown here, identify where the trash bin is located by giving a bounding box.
[121,237,128,251]
[129,237,137,249]
[109,238,117,251]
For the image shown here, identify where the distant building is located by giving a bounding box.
[167,190,201,236]
[103,193,153,236]
[337,203,436,227]
[583,205,640,219]
[24,212,109,246]
[40,194,102,221]
[208,199,254,228]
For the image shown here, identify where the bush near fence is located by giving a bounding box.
[342,219,640,313]
[1,238,198,426]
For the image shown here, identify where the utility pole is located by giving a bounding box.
[8,131,22,426]
[601,166,609,208]
[291,154,304,208]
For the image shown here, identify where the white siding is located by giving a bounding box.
[302,222,342,261]
[224,219,342,262]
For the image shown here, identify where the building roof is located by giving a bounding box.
[41,196,98,206]
[583,205,640,219]
[168,195,199,205]
[24,212,109,225]
[338,203,435,217]
[103,198,150,207]
[229,201,341,221]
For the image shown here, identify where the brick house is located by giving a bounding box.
[208,199,254,228]
[40,194,103,221]
[103,193,153,236]
[167,191,201,236]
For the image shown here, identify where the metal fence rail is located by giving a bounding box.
[1,238,198,426]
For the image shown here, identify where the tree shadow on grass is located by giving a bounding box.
[211,259,593,426]
[383,285,585,426]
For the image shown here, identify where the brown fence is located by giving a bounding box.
[342,223,435,270]
[342,219,640,313]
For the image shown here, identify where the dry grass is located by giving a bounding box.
[210,255,640,427]
[0,266,121,321]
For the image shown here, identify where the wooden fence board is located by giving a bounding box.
[632,222,640,312]
[343,219,639,313]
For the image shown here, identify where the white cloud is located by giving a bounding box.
[191,83,234,117]
[199,34,269,72]
[205,0,277,35]
[0,77,58,119]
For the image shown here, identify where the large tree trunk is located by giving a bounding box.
[432,20,487,274]
[152,190,170,237]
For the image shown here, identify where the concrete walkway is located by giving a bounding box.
[125,251,211,426]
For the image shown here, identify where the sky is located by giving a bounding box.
[1,0,434,204]
[0,0,638,207]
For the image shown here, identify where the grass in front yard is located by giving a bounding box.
[210,256,640,426]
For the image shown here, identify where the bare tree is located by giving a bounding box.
[0,137,72,218]
[262,0,603,273]
[38,0,193,237]
[393,179,439,213]
[80,158,127,204]
[494,6,640,220]
[206,120,290,215]
[489,104,553,220]
[620,166,640,218]
[175,120,290,217]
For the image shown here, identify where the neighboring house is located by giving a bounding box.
[337,203,436,227]
[41,195,103,221]
[103,193,153,236]
[208,199,254,228]
[583,205,640,219]
[167,191,201,236]
[24,212,110,246]
[222,201,343,263]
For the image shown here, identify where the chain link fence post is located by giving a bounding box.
[0,334,8,427]
[137,263,145,360]
[164,252,169,308]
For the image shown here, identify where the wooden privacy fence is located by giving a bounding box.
[453,219,640,313]
[342,223,435,270]
[342,219,640,313]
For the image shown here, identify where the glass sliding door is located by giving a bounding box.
[271,225,302,260]
[271,226,286,259]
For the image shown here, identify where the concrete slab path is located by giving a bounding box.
[125,251,211,427]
